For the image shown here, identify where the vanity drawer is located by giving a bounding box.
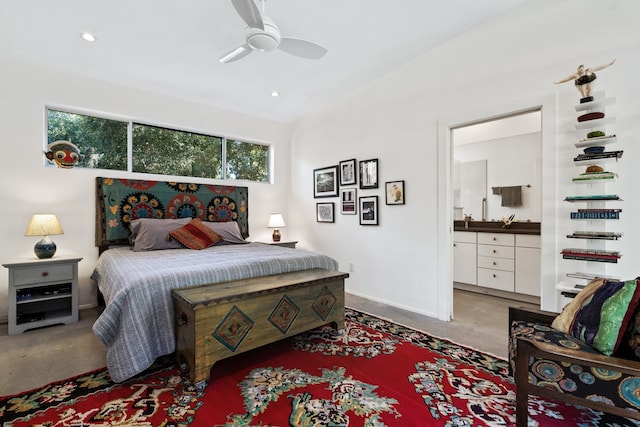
[478,256,514,272]
[453,231,476,244]
[13,263,74,286]
[478,268,514,292]
[478,244,514,259]
[477,232,514,246]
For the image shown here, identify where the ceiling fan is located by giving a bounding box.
[220,0,328,63]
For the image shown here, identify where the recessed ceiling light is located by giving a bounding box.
[271,91,279,97]
[81,32,97,42]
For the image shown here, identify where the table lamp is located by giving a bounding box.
[24,214,64,259]
[267,213,286,242]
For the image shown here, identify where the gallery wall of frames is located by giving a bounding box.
[313,158,405,226]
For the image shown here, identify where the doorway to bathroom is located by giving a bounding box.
[451,109,542,305]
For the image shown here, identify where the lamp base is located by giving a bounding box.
[272,229,281,242]
[34,238,56,259]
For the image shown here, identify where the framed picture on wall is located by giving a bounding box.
[359,195,378,225]
[313,165,338,198]
[359,159,378,189]
[316,202,335,223]
[340,188,357,215]
[339,159,357,186]
[385,180,405,205]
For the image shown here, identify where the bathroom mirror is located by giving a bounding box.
[453,159,487,221]
[452,109,542,223]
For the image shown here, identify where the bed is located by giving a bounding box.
[92,177,340,383]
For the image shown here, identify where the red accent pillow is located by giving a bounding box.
[169,219,222,250]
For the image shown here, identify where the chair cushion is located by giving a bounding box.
[551,278,640,356]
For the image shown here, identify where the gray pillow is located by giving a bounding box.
[203,221,248,244]
[130,218,192,251]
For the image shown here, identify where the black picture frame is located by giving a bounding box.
[359,159,378,189]
[340,188,357,215]
[359,195,378,225]
[313,165,338,198]
[339,158,357,186]
[385,180,405,205]
[316,202,335,223]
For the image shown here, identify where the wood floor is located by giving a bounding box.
[0,289,537,396]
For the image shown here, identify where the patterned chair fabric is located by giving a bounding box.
[508,307,640,427]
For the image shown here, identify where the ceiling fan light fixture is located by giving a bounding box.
[245,20,280,52]
[247,32,278,51]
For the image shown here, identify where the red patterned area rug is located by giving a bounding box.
[2,308,638,426]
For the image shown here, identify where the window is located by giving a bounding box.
[132,124,222,179]
[47,109,127,170]
[226,139,269,182]
[45,108,271,182]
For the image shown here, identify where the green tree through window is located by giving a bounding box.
[133,124,222,179]
[226,139,269,182]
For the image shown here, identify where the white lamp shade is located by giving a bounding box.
[267,213,286,228]
[25,214,64,236]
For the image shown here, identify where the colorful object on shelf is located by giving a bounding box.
[561,248,621,263]
[587,130,606,138]
[575,150,622,162]
[570,208,621,219]
[564,194,621,202]
[582,145,605,154]
[572,171,617,182]
[585,164,604,173]
[578,111,605,122]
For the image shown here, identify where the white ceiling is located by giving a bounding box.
[0,0,526,123]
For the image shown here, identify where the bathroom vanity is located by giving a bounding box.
[453,221,541,302]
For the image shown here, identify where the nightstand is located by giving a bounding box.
[261,241,298,249]
[3,255,82,335]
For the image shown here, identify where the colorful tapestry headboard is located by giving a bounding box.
[96,177,249,249]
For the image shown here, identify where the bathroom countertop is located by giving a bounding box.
[453,220,541,235]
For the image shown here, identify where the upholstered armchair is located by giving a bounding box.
[509,306,640,427]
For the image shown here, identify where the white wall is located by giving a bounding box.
[0,57,291,319]
[290,0,640,316]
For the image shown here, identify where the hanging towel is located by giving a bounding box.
[501,186,522,207]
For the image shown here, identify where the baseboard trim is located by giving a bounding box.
[453,282,540,305]
[346,290,437,319]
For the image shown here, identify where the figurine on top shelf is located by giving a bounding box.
[554,59,616,102]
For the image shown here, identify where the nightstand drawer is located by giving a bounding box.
[13,263,74,285]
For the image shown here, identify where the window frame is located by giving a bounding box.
[45,105,273,183]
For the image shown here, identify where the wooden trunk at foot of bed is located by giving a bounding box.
[171,268,348,386]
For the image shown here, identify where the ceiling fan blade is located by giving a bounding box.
[278,38,327,59]
[230,0,264,30]
[219,44,253,63]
